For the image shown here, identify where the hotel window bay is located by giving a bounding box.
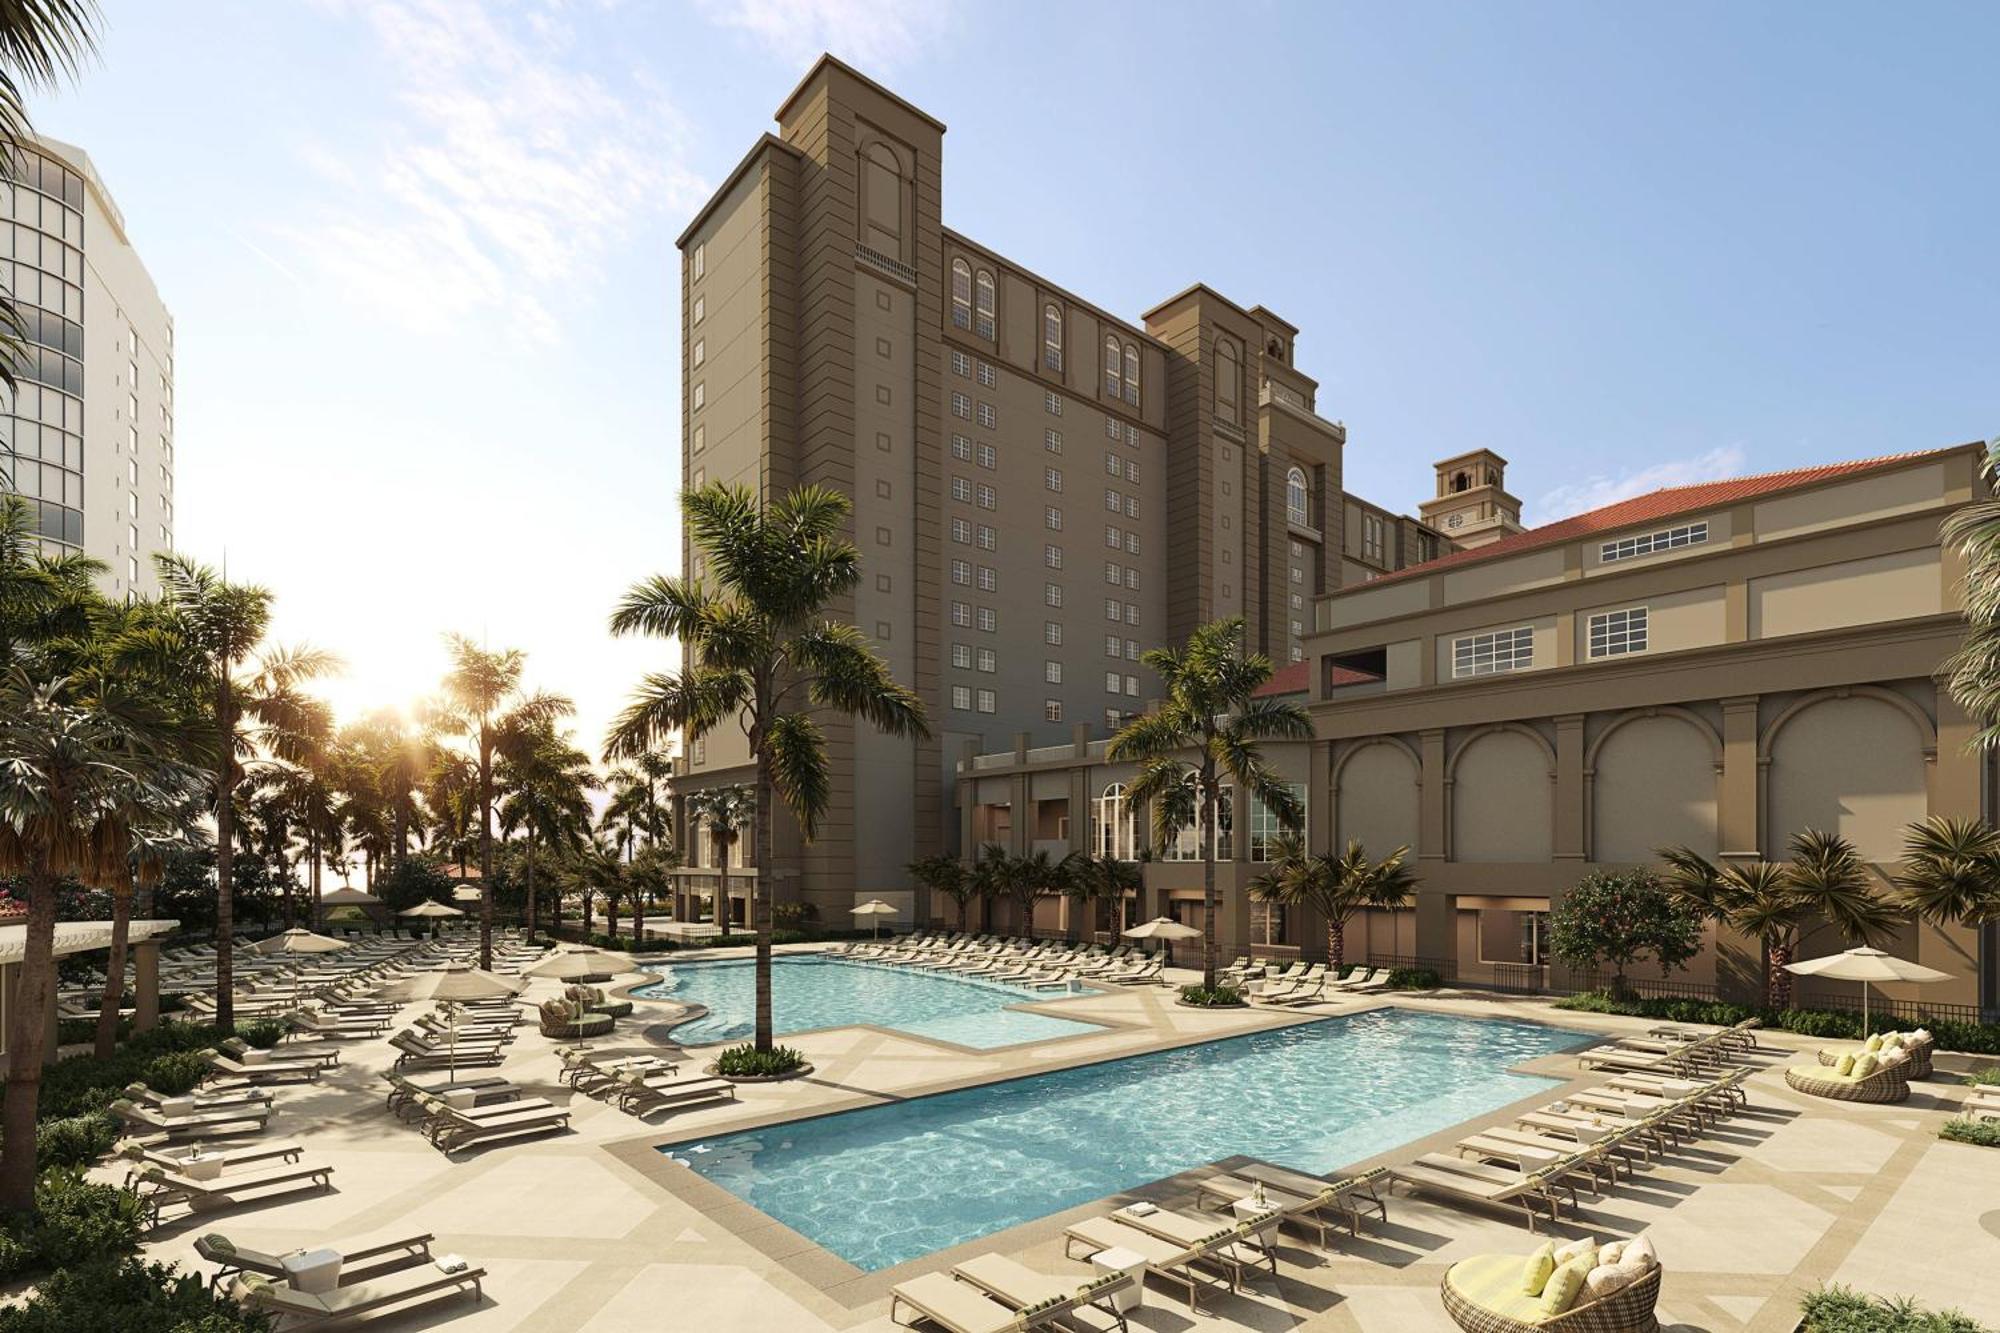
[1588,606,1648,659]
[1453,625,1534,678]
[1602,521,1707,563]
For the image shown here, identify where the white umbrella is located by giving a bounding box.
[253,928,349,956]
[1783,946,1951,1030]
[1122,917,1202,941]
[849,899,899,941]
[386,966,520,1069]
[398,900,465,919]
[320,886,382,907]
[526,950,626,982]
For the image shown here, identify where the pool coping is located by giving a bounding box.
[597,1000,1619,1313]
[613,951,1138,1057]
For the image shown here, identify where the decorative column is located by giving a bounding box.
[1554,714,1586,862]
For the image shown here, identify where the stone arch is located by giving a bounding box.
[1448,724,1555,862]
[1586,708,1721,862]
[1331,737,1422,856]
[1762,687,1935,862]
[855,137,911,261]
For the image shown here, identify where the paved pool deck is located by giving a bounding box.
[116,943,2000,1333]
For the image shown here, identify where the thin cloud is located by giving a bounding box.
[1531,445,1749,524]
[695,0,955,73]
[275,0,708,340]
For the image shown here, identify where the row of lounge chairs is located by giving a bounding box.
[556,1047,740,1118]
[838,934,1169,987]
[1575,1018,1761,1074]
[1219,961,1393,1005]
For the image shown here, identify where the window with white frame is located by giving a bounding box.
[1104,670,1121,693]
[951,517,970,544]
[951,643,971,669]
[1105,599,1121,621]
[1125,639,1139,660]
[977,607,996,632]
[1045,506,1062,530]
[951,348,970,377]
[977,443,996,470]
[1106,525,1122,549]
[976,647,996,673]
[951,259,972,329]
[951,558,970,585]
[1105,561,1121,585]
[1125,531,1139,555]
[1043,303,1063,371]
[1094,783,1135,859]
[951,434,972,461]
[1287,467,1310,526]
[1044,543,1063,569]
[1587,606,1649,658]
[1105,416,1121,441]
[1105,634,1122,657]
[1044,583,1063,607]
[1453,625,1535,678]
[976,524,996,550]
[1103,334,1121,396]
[974,270,995,338]
[1045,428,1063,453]
[1045,390,1063,416]
[1122,342,1140,405]
[1601,521,1708,563]
[1045,621,1063,645]
[950,391,971,419]
[1162,784,1232,861]
[1045,467,1063,492]
[951,685,971,710]
[951,476,971,503]
[976,401,996,429]
[976,483,995,509]
[975,688,996,713]
[1045,699,1063,723]
[1044,660,1062,684]
[1250,784,1306,862]
[977,566,996,592]
[976,360,995,388]
[951,601,971,626]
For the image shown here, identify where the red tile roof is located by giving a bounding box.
[1254,660,1382,697]
[1363,445,1973,588]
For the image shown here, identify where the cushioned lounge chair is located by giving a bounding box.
[1817,1031,1934,1080]
[133,1159,334,1226]
[1236,1162,1390,1235]
[229,1262,485,1329]
[111,1098,271,1141]
[1061,1212,1273,1313]
[195,1230,435,1290]
[418,1097,570,1153]
[1784,1059,1910,1103]
[1441,1253,1662,1333]
[1390,1157,1569,1232]
[614,1071,738,1116]
[950,1252,1134,1328]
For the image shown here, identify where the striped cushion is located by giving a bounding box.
[1446,1253,1559,1324]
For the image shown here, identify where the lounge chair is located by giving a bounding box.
[390,1031,507,1070]
[890,1272,1054,1333]
[1062,1210,1276,1312]
[1389,1156,1570,1231]
[124,1142,304,1184]
[1817,1029,1935,1080]
[1440,1251,1662,1333]
[228,1262,485,1329]
[123,1080,274,1112]
[202,1050,322,1085]
[383,1074,520,1119]
[418,1096,571,1153]
[1785,1057,1910,1103]
[614,1071,738,1116]
[945,1254,1136,1330]
[132,1159,334,1226]
[195,1230,435,1290]
[1199,1163,1389,1242]
[110,1098,272,1141]
[1341,967,1392,993]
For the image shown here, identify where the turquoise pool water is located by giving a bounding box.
[632,954,1102,1048]
[664,1008,1586,1271]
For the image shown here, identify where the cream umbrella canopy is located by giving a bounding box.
[1783,946,1951,1030]
[1123,916,1202,965]
[849,899,899,941]
[385,966,521,1069]
[252,928,350,956]
[398,900,465,919]
[526,950,627,983]
[319,886,382,908]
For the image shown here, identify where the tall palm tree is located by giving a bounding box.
[907,853,973,931]
[684,784,752,932]
[496,723,595,940]
[1064,851,1141,941]
[1891,816,2000,930]
[1249,833,1416,975]
[422,747,478,879]
[436,635,571,969]
[1108,616,1309,988]
[154,554,337,1031]
[1940,437,2000,743]
[605,483,927,1052]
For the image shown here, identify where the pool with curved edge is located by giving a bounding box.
[662,1007,1589,1271]
[630,953,1104,1048]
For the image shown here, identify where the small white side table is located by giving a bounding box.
[282,1247,342,1294]
[1089,1245,1146,1313]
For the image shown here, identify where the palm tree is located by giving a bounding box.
[1064,852,1141,942]
[605,483,927,1052]
[908,854,973,930]
[684,784,752,932]
[496,723,595,940]
[983,847,1066,937]
[422,748,478,879]
[436,635,571,969]
[1940,437,2000,742]
[1660,830,1896,1009]
[1891,816,2000,929]
[1248,833,1416,975]
[1108,617,1309,988]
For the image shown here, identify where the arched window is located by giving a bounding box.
[974,269,995,339]
[1287,467,1310,527]
[1043,303,1063,372]
[951,259,971,330]
[1215,336,1241,425]
[1094,783,1135,860]
[1104,334,1121,397]
[1451,470,1470,493]
[1122,342,1140,406]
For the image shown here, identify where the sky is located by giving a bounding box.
[27,0,1999,755]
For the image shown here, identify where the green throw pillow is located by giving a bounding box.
[1852,1053,1878,1078]
[1835,1053,1856,1077]
[1539,1258,1591,1316]
[1864,1033,1884,1053]
[1521,1240,1557,1295]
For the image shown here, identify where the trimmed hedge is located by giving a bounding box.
[1799,1283,1987,1331]
[1940,1118,2000,1149]
[0,1257,272,1332]
[1386,967,1442,990]
[1178,984,1247,1007]
[714,1044,807,1077]
[34,1115,119,1170]
[1552,991,2000,1055]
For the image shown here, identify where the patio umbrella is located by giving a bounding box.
[320,886,382,907]
[1783,946,1951,1029]
[1122,916,1203,964]
[398,900,465,919]
[386,966,520,1069]
[253,928,350,956]
[849,899,899,941]
[526,950,627,982]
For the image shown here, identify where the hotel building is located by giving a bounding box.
[0,134,175,599]
[669,57,1448,925]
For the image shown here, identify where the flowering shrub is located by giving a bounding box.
[1548,871,1703,994]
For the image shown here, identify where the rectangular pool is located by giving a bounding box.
[632,954,1104,1049]
[663,1007,1587,1270]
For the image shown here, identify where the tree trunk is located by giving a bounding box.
[214,676,237,1033]
[478,726,494,972]
[0,861,61,1212]
[1327,913,1344,976]
[582,889,592,936]
[753,749,776,1054]
[524,840,538,941]
[1768,939,1793,1010]
[95,876,133,1059]
[632,874,645,951]
[1200,783,1218,989]
[393,801,407,871]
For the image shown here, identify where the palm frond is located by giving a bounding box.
[765,711,830,839]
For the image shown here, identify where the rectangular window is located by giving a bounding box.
[1105,599,1121,621]
[1126,424,1138,447]
[1587,606,1649,658]
[1125,495,1139,519]
[691,382,705,410]
[1124,567,1139,590]
[976,401,996,429]
[952,643,972,669]
[1125,604,1140,626]
[1044,583,1063,607]
[1045,506,1062,530]
[692,296,704,325]
[1125,532,1139,555]
[977,647,997,673]
[692,424,705,454]
[977,566,996,592]
[977,443,996,470]
[1045,660,1063,684]
[951,476,971,503]
[1044,544,1063,569]
[1125,675,1139,697]
[952,685,971,710]
[1105,452,1122,476]
[1125,639,1139,660]
[1105,489,1122,512]
[1105,561,1121,585]
[1044,428,1063,453]
[1452,625,1535,678]
[951,433,973,461]
[1106,417,1121,440]
[1045,621,1063,646]
[1045,699,1063,723]
[951,559,971,585]
[976,524,996,550]
[951,349,970,377]
[691,338,705,368]
[977,607,996,632]
[1106,671,1122,693]
[975,483,996,510]
[1045,467,1063,492]
[1045,391,1063,415]
[1106,635,1122,657]
[1601,521,1709,563]
[951,601,971,627]
[692,242,705,280]
[951,391,971,419]
[976,688,996,714]
[1250,783,1307,861]
[976,360,996,388]
[951,517,971,544]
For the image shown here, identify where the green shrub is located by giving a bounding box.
[1178,984,1246,1008]
[0,1257,273,1333]
[714,1044,807,1077]
[1799,1283,1986,1331]
[1939,1118,2000,1149]
[34,1114,118,1170]
[1386,968,1441,990]
[138,1049,210,1097]
[1550,992,2000,1054]
[1965,1066,2000,1087]
[235,1018,288,1050]
[14,1170,146,1272]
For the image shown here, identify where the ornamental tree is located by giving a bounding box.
[1549,869,1704,996]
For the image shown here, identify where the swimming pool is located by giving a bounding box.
[664,1007,1588,1271]
[632,954,1103,1048]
